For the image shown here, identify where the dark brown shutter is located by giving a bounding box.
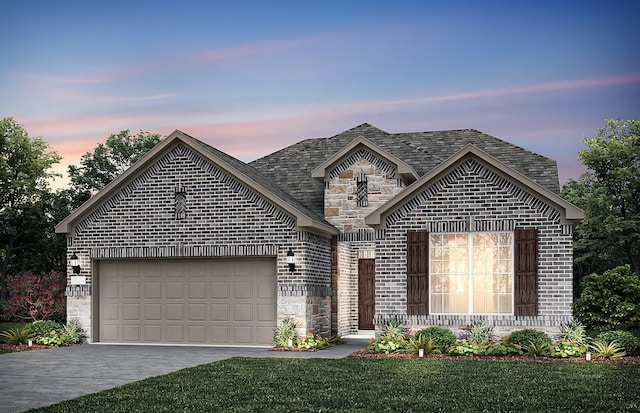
[514,228,539,316]
[407,231,429,315]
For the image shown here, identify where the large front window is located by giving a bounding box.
[430,232,513,314]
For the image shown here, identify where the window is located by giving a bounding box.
[429,232,513,314]
[356,175,368,207]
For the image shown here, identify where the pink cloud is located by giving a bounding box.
[368,73,640,107]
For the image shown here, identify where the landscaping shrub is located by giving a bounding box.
[549,339,586,358]
[28,320,63,338]
[412,327,456,352]
[5,271,66,322]
[573,265,640,333]
[381,316,406,339]
[407,336,440,355]
[595,331,640,356]
[589,339,626,359]
[560,320,587,346]
[272,317,299,348]
[468,320,494,343]
[507,329,552,347]
[0,325,33,345]
[367,332,408,354]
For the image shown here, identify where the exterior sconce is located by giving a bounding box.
[287,248,295,272]
[70,253,81,274]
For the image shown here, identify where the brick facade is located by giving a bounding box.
[373,159,574,336]
[65,144,333,341]
[59,125,580,343]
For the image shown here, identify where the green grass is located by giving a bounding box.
[28,358,640,412]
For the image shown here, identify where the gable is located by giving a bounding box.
[366,145,583,228]
[56,130,337,237]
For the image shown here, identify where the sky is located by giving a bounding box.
[2,1,639,189]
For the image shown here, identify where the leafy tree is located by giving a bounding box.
[68,130,162,207]
[562,119,640,279]
[0,117,61,301]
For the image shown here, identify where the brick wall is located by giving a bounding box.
[66,144,332,341]
[374,159,574,336]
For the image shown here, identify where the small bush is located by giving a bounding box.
[522,341,551,357]
[367,333,407,354]
[560,320,587,346]
[595,331,640,356]
[5,271,66,322]
[64,320,85,345]
[413,327,457,353]
[28,320,63,338]
[573,265,640,333]
[381,316,406,339]
[272,317,299,348]
[0,326,33,345]
[508,329,552,347]
[549,339,586,358]
[589,340,625,359]
[468,320,494,343]
[407,336,440,355]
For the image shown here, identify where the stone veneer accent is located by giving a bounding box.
[373,159,574,336]
[65,144,332,341]
[324,152,405,232]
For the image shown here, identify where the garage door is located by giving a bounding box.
[98,258,277,345]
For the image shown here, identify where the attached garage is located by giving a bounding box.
[96,258,277,346]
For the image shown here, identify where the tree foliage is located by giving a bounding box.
[573,265,640,334]
[562,119,640,277]
[0,117,61,300]
[68,130,161,207]
[3,271,66,322]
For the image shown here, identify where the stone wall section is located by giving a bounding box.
[66,144,332,341]
[324,153,405,233]
[374,159,574,337]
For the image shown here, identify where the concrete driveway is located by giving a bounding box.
[0,337,369,413]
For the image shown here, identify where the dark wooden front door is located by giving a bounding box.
[358,259,375,330]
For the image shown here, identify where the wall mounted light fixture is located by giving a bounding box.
[70,253,81,274]
[287,248,295,272]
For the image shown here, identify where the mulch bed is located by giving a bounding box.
[0,343,53,352]
[349,349,640,364]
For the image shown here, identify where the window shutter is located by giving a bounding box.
[514,228,538,316]
[407,231,429,315]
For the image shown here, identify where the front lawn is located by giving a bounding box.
[29,357,640,412]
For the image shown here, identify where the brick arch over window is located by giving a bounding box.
[405,229,538,316]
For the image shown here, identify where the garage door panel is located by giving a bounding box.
[257,304,276,322]
[211,304,229,321]
[123,304,140,320]
[144,304,162,320]
[188,304,206,321]
[234,304,252,321]
[234,282,252,299]
[166,283,184,299]
[189,282,206,298]
[145,283,162,298]
[166,304,183,320]
[144,325,162,342]
[99,258,276,345]
[211,282,229,299]
[123,283,140,299]
[166,326,184,342]
[123,325,140,341]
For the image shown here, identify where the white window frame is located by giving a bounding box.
[429,231,514,315]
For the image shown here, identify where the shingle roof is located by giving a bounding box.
[249,123,560,219]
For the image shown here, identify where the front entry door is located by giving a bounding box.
[358,259,375,330]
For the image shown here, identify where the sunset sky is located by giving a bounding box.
[2,1,639,188]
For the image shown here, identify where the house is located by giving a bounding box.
[55,123,583,345]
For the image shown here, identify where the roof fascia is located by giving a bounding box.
[365,144,584,228]
[311,136,418,183]
[55,130,338,237]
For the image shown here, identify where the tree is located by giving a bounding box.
[0,117,61,301]
[577,119,640,273]
[68,130,162,207]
